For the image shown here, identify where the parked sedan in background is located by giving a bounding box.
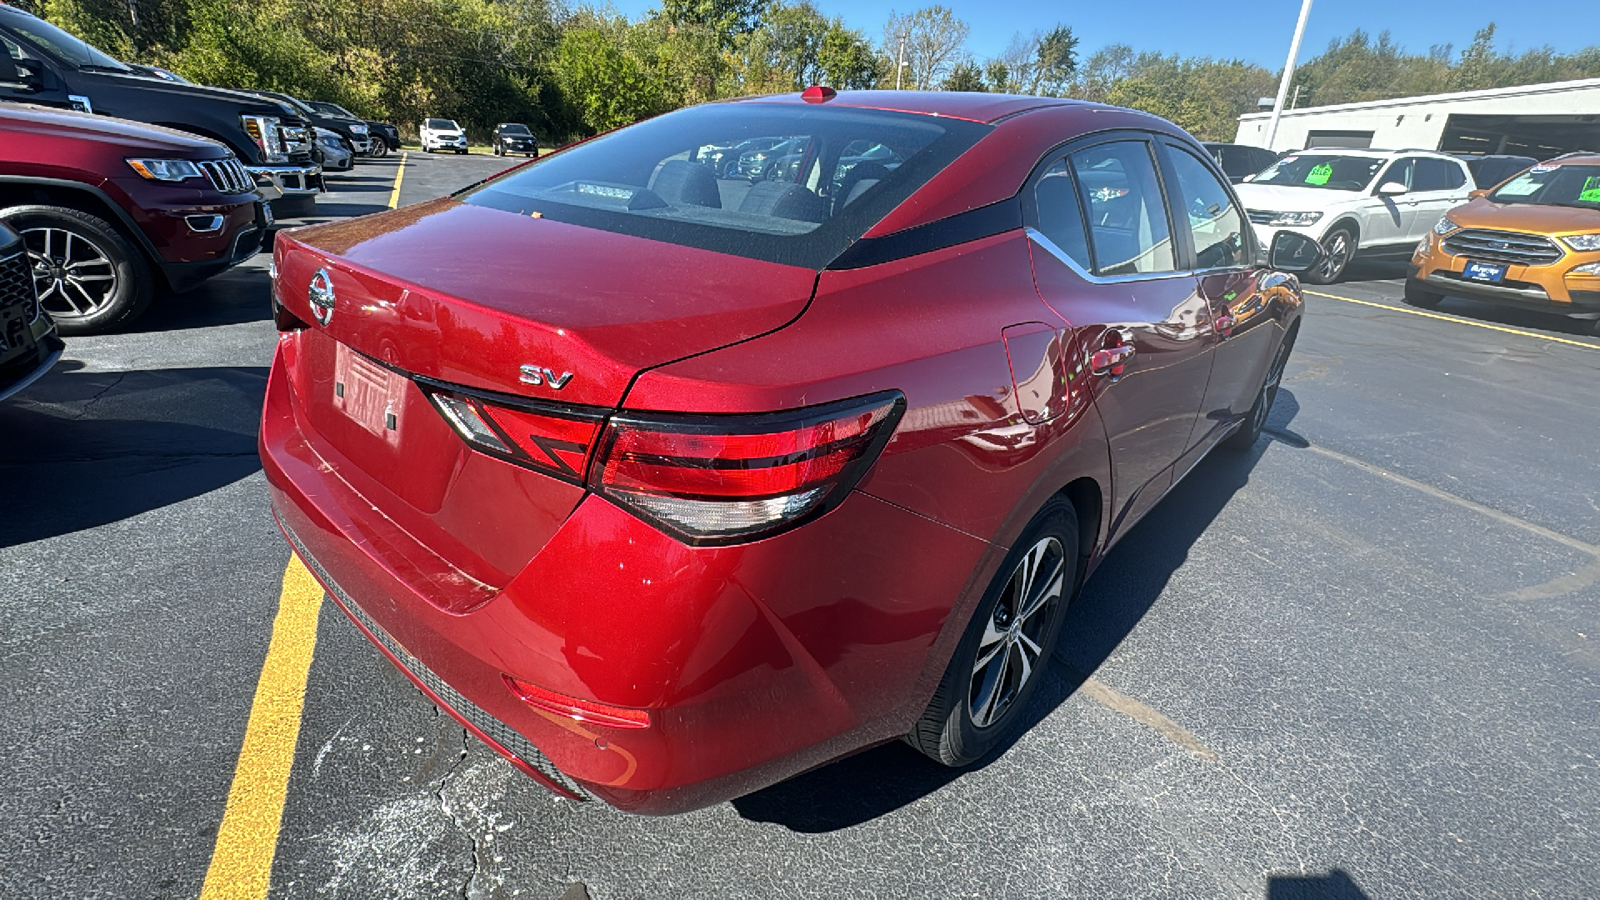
[1236,148,1473,283]
[1202,142,1279,184]
[492,123,539,157]
[0,220,62,402]
[305,101,397,158]
[0,103,266,333]
[314,127,354,172]
[421,118,468,154]
[262,89,1319,815]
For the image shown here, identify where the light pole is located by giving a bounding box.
[1266,0,1313,151]
[895,33,907,90]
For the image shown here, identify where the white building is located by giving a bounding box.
[1234,77,1600,156]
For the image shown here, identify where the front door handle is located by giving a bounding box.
[1089,328,1136,378]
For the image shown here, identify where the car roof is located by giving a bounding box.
[726,90,1084,124]
[1543,152,1600,166]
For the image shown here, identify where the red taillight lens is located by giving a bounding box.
[423,387,604,485]
[591,392,904,545]
[426,382,905,545]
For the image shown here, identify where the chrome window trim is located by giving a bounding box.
[1025,227,1198,284]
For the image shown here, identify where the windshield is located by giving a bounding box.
[1250,154,1385,191]
[427,119,459,131]
[1489,164,1600,208]
[0,8,130,72]
[311,101,359,119]
[462,103,988,268]
[500,124,531,134]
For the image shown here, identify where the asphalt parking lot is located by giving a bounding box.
[3,151,1598,900]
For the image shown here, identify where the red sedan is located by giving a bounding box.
[261,90,1316,814]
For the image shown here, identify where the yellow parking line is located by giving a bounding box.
[387,152,408,209]
[1305,289,1600,351]
[200,556,324,900]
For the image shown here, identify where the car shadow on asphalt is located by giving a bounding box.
[1266,868,1372,899]
[130,262,272,332]
[0,365,267,547]
[734,392,1303,832]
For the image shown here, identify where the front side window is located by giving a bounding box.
[1253,154,1385,192]
[462,104,988,268]
[1067,140,1176,277]
[1378,158,1418,191]
[1166,146,1248,269]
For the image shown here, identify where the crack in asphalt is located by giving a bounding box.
[434,722,484,900]
[69,372,125,420]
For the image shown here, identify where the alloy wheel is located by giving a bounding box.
[968,536,1066,729]
[1317,231,1350,281]
[23,226,119,321]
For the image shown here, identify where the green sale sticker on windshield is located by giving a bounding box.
[1582,176,1600,202]
[1305,163,1332,185]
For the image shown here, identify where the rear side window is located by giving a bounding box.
[1032,160,1093,271]
[1166,146,1248,269]
[1415,158,1465,191]
[462,104,990,268]
[1066,141,1176,277]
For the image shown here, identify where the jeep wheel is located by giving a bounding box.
[3,205,153,335]
[1304,227,1354,285]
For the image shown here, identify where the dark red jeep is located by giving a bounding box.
[0,102,269,333]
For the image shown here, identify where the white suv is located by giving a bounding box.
[1236,148,1472,283]
[420,118,468,155]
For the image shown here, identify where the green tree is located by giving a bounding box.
[1030,24,1077,95]
[941,59,984,92]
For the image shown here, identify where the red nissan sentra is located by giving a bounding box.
[261,89,1319,814]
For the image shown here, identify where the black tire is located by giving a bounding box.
[1303,226,1355,285]
[1403,278,1444,309]
[1,204,153,335]
[1223,328,1297,451]
[370,142,388,159]
[908,497,1079,767]
[493,142,503,156]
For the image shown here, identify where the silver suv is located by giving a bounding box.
[1236,148,1473,283]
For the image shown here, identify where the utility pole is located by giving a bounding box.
[895,33,907,90]
[1266,0,1313,151]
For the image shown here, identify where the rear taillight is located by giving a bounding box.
[426,384,904,545]
[591,392,904,545]
[423,387,605,485]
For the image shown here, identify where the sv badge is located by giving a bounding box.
[519,365,574,390]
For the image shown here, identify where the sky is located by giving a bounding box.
[601,0,1596,71]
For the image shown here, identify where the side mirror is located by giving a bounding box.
[1377,181,1408,196]
[1268,231,1325,273]
[1468,188,1489,199]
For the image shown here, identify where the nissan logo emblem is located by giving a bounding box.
[308,268,335,326]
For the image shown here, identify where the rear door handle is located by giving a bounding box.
[1089,328,1137,378]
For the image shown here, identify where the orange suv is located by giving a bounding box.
[1408,153,1600,335]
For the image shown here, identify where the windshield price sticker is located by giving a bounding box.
[1581,176,1600,203]
[1305,163,1333,185]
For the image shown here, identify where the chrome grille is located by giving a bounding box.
[199,157,254,194]
[0,249,37,319]
[278,518,592,800]
[1441,229,1563,266]
[1246,209,1276,225]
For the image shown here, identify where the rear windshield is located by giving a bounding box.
[427,119,458,130]
[461,103,989,268]
[499,124,531,134]
[1488,164,1600,208]
[1251,154,1385,191]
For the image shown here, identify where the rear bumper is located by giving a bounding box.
[258,339,990,813]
